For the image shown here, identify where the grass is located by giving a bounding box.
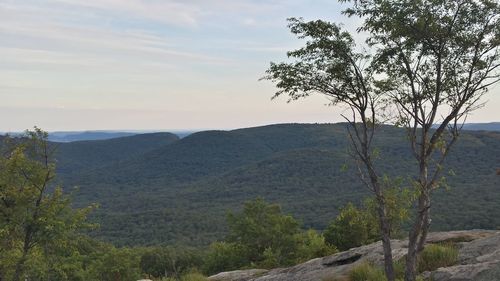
[349,262,387,281]
[417,243,458,272]
[244,243,457,281]
[346,260,428,281]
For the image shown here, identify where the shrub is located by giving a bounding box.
[417,243,458,273]
[296,229,337,262]
[226,198,301,265]
[202,242,246,276]
[324,203,379,251]
[139,246,202,279]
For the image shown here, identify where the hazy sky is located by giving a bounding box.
[1,0,499,131]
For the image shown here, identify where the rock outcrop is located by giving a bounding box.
[208,230,500,281]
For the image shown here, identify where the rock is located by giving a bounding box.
[456,230,500,264]
[423,261,500,281]
[423,231,500,281]
[208,269,269,281]
[208,230,500,281]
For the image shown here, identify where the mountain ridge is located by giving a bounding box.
[47,123,500,246]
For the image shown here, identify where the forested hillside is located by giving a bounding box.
[52,124,500,246]
[55,132,179,175]
[462,122,500,131]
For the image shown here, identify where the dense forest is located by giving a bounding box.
[2,124,499,280]
[40,123,500,246]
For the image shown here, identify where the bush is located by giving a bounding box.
[417,243,458,273]
[88,247,142,281]
[202,242,247,275]
[324,203,379,251]
[226,198,302,266]
[139,246,202,279]
[325,185,413,251]
[204,199,338,275]
[296,230,337,262]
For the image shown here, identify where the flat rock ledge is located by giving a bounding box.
[208,230,500,281]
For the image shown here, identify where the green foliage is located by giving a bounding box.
[324,184,412,251]
[418,244,458,273]
[296,229,338,262]
[139,246,202,279]
[0,128,95,281]
[56,132,179,176]
[348,262,426,281]
[324,203,379,251]
[203,242,247,276]
[40,124,500,246]
[226,198,302,267]
[364,180,414,238]
[87,247,142,281]
[203,199,336,275]
[393,259,406,280]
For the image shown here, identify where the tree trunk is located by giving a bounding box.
[365,155,395,281]
[405,192,431,281]
[379,205,395,281]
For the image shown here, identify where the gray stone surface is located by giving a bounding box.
[424,231,500,281]
[208,230,500,281]
[208,269,269,281]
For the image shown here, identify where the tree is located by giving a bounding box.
[139,246,202,279]
[263,1,500,280]
[324,185,412,251]
[204,198,336,274]
[203,242,247,276]
[263,17,399,279]
[0,128,94,281]
[226,198,302,267]
[324,202,379,251]
[89,247,142,281]
[345,1,500,280]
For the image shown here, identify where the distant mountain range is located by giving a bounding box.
[0,130,196,142]
[38,123,500,247]
[3,123,498,142]
[49,131,138,142]
[462,122,500,131]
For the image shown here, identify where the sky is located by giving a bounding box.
[1,0,499,132]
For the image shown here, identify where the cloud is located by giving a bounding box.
[0,2,232,70]
[48,0,203,27]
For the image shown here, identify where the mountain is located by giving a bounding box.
[49,131,139,142]
[55,132,179,175]
[1,130,195,143]
[462,122,500,131]
[52,124,500,246]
